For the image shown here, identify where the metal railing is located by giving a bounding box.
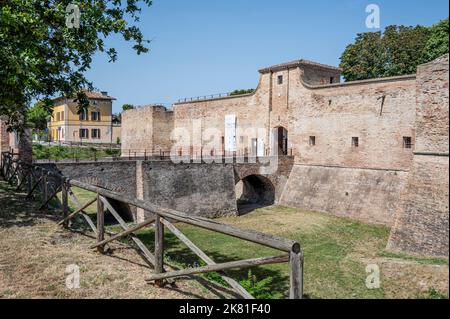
[1,151,303,299]
[122,148,294,161]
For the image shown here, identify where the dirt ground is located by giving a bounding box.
[0,179,235,299]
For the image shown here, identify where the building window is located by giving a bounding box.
[277,75,283,85]
[91,129,101,139]
[61,111,64,120]
[91,111,101,121]
[352,137,359,148]
[309,136,316,146]
[79,111,88,121]
[79,128,89,139]
[403,136,413,149]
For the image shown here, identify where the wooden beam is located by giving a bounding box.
[161,218,254,299]
[289,251,304,299]
[57,197,97,226]
[39,185,62,210]
[154,214,164,287]
[100,196,156,266]
[67,188,98,236]
[7,165,19,184]
[41,173,48,209]
[96,193,105,253]
[68,179,300,253]
[146,255,289,282]
[90,217,155,249]
[15,169,30,191]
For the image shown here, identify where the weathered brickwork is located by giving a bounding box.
[281,165,408,226]
[387,55,449,257]
[141,161,237,219]
[387,155,449,257]
[112,56,450,256]
[0,117,9,154]
[121,106,174,156]
[290,75,416,170]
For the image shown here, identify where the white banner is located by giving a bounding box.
[224,114,237,152]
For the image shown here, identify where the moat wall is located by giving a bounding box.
[280,165,408,226]
[387,55,449,258]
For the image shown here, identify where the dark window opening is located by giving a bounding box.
[79,111,88,121]
[330,77,334,84]
[91,129,101,139]
[309,136,316,146]
[352,137,359,148]
[277,75,283,85]
[403,136,413,149]
[79,128,89,139]
[91,111,101,121]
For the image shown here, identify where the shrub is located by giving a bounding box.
[238,270,282,299]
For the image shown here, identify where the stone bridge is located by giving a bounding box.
[40,157,294,222]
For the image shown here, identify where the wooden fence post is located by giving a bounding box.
[96,193,105,253]
[42,171,48,209]
[154,214,165,287]
[289,251,304,299]
[26,170,32,195]
[61,180,69,228]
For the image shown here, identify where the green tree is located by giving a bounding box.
[229,89,255,96]
[112,113,121,124]
[27,101,52,131]
[422,18,449,62]
[382,25,430,77]
[122,104,135,111]
[340,19,449,81]
[0,0,152,132]
[339,32,385,81]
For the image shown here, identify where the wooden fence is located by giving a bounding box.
[1,151,303,299]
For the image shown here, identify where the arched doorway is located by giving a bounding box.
[272,127,288,156]
[235,175,275,215]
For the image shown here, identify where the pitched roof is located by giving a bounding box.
[84,91,116,100]
[259,59,342,74]
[53,91,116,103]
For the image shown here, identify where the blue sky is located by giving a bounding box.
[85,0,449,113]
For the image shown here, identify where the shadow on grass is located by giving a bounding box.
[0,179,62,228]
[135,229,290,299]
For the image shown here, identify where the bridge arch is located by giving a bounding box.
[235,174,275,214]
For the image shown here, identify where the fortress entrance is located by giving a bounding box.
[235,175,275,215]
[272,127,288,156]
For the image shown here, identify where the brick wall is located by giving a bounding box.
[387,54,449,257]
[141,161,237,219]
[280,165,408,226]
[121,106,174,156]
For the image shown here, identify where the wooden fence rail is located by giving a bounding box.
[1,151,303,299]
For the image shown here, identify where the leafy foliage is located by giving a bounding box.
[239,270,283,299]
[0,0,152,132]
[32,144,120,160]
[423,18,449,62]
[122,104,135,111]
[26,101,52,131]
[229,89,255,96]
[340,19,449,81]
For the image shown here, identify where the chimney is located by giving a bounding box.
[101,91,108,96]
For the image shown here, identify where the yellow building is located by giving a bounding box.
[49,91,121,144]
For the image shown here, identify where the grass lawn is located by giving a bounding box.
[68,187,449,299]
[33,144,121,160]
